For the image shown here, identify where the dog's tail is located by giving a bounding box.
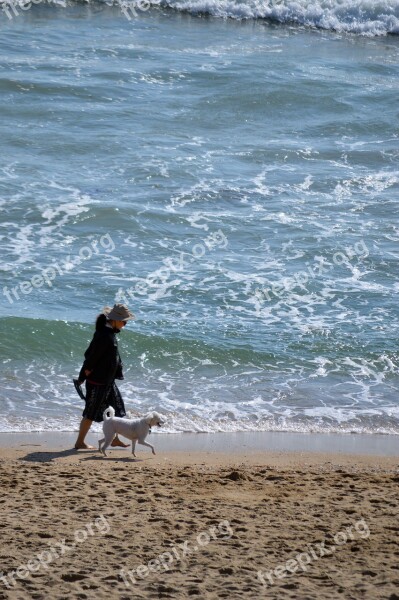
[103,406,115,421]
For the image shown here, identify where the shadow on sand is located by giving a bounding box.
[18,448,94,463]
[18,449,147,463]
[79,454,145,463]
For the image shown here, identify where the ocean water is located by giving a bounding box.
[0,1,398,435]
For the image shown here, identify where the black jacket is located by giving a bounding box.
[79,326,123,385]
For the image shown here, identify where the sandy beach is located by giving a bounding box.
[2,2,399,599]
[0,433,398,599]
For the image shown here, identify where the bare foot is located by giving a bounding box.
[74,443,95,450]
[111,438,130,448]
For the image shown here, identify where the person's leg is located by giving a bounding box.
[109,382,130,448]
[74,417,94,449]
[75,381,98,449]
[111,435,130,448]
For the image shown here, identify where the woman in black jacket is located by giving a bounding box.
[74,303,135,450]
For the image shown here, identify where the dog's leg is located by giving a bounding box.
[101,434,114,457]
[138,440,156,455]
[98,437,105,453]
[131,441,137,457]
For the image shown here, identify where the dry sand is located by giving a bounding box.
[0,440,398,600]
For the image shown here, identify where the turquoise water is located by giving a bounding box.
[0,2,398,434]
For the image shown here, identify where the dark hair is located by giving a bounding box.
[95,313,107,331]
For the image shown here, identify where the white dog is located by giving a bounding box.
[99,406,164,457]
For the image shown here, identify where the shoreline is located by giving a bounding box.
[0,429,397,456]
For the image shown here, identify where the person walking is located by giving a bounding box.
[74,303,135,450]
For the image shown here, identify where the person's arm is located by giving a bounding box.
[78,366,93,382]
[115,352,124,380]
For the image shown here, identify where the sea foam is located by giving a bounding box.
[2,0,398,36]
[158,0,399,36]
